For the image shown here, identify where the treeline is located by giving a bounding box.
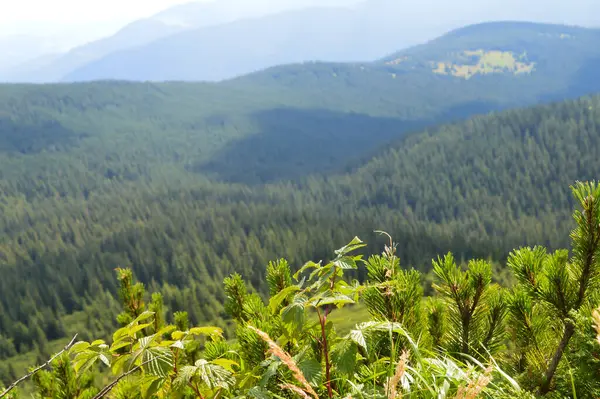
[1,93,599,366]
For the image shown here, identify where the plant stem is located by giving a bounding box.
[317,307,333,399]
[189,382,205,399]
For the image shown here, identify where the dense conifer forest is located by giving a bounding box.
[1,21,600,397]
[2,180,600,398]
[1,92,599,378]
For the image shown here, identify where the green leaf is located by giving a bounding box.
[298,357,322,385]
[334,237,365,256]
[212,358,239,372]
[111,354,129,375]
[281,295,307,331]
[131,311,155,325]
[170,340,185,350]
[333,256,358,270]
[312,293,355,307]
[141,376,165,399]
[171,331,186,340]
[268,285,300,313]
[99,353,111,367]
[128,322,152,336]
[189,326,223,338]
[348,329,368,352]
[247,386,273,399]
[143,347,174,378]
[259,361,280,387]
[293,261,321,280]
[110,340,132,352]
[70,341,90,354]
[332,339,358,375]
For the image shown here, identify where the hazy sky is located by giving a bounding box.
[0,0,202,38]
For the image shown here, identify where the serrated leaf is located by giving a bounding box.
[259,361,279,387]
[348,329,368,352]
[144,347,174,377]
[281,296,307,331]
[298,357,322,385]
[332,339,357,375]
[333,256,357,270]
[248,386,273,399]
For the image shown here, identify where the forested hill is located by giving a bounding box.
[1,91,599,379]
[2,23,600,190]
[2,20,600,379]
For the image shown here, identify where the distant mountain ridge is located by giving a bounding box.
[3,0,600,83]
[1,0,362,83]
[58,0,600,83]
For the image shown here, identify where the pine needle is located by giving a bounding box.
[248,326,319,399]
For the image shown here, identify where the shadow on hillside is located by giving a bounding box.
[536,56,600,104]
[192,102,500,185]
[566,56,600,97]
[0,117,85,155]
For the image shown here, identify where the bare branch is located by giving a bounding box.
[0,335,78,399]
[91,359,152,399]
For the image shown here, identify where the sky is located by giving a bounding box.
[0,0,206,40]
[1,0,598,53]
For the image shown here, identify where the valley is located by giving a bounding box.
[1,16,600,399]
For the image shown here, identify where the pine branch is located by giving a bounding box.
[91,359,152,399]
[540,190,600,394]
[0,334,78,399]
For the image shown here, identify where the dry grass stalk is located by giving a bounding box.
[248,325,319,399]
[593,308,600,346]
[280,383,312,399]
[385,350,409,399]
[454,365,493,399]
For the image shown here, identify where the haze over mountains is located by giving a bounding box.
[1,0,599,83]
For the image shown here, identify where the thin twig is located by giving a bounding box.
[0,334,78,399]
[92,359,153,399]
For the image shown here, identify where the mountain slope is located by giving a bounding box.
[63,0,600,82]
[0,87,598,369]
[0,23,598,187]
[2,23,600,364]
[5,0,362,83]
